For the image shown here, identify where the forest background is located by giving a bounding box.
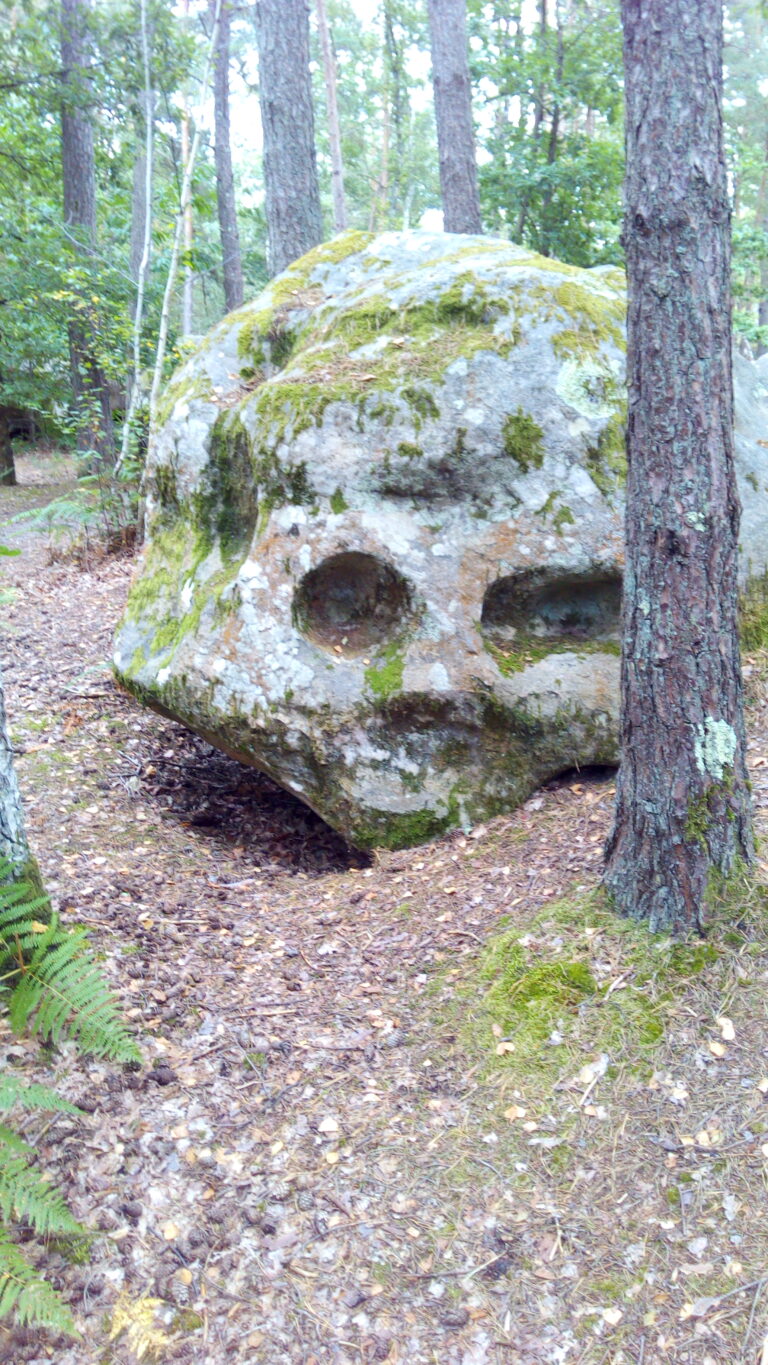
[2,0,768,490]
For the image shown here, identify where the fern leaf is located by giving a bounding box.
[0,861,139,1063]
[0,1075,80,1116]
[10,937,139,1061]
[0,1136,83,1236]
[0,1229,76,1333]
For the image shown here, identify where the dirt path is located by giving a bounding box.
[3,457,768,1365]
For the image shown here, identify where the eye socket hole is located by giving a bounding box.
[482,571,621,644]
[294,552,413,655]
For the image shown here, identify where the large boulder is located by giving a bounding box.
[113,231,768,848]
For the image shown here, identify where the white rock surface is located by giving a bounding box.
[113,231,768,847]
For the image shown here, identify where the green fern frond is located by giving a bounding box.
[0,1229,77,1333]
[9,930,139,1061]
[0,859,140,1063]
[0,1075,80,1116]
[0,1134,83,1237]
[0,860,138,1336]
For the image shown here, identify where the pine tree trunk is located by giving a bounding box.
[255,0,323,277]
[427,0,482,234]
[60,0,114,466]
[604,0,753,933]
[213,0,244,312]
[315,0,348,233]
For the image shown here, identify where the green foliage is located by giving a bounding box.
[11,464,139,564]
[0,867,139,1060]
[0,1230,77,1333]
[469,0,624,265]
[0,858,139,1334]
[725,1,768,346]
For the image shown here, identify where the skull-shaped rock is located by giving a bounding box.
[113,231,768,848]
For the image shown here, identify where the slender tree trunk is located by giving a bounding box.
[180,0,195,339]
[315,0,347,233]
[515,0,547,243]
[60,0,114,465]
[539,0,563,256]
[0,410,16,486]
[255,0,323,277]
[604,0,753,933]
[383,2,409,222]
[757,133,768,358]
[149,1,222,427]
[0,662,43,894]
[129,146,148,302]
[368,96,390,233]
[427,0,482,234]
[213,0,244,311]
[117,0,154,478]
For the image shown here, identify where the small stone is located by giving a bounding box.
[343,1287,367,1309]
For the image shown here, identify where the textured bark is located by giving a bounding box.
[60,0,114,465]
[0,661,41,892]
[255,0,323,277]
[428,0,482,234]
[604,0,753,932]
[214,0,244,312]
[315,0,347,233]
[0,411,16,486]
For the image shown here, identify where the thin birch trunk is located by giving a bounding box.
[181,0,194,336]
[214,0,244,311]
[149,0,222,428]
[315,0,347,232]
[116,0,154,476]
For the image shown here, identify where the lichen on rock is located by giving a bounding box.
[114,230,768,849]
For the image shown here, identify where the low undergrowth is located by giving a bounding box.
[423,866,768,1359]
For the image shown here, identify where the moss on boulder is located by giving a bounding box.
[114,230,768,849]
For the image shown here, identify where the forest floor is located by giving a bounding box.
[3,452,768,1365]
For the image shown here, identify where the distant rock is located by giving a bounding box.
[113,231,768,848]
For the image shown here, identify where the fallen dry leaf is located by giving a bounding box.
[504,1104,527,1121]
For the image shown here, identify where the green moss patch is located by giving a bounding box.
[584,405,628,496]
[364,643,405,700]
[469,890,706,1095]
[484,633,620,676]
[502,409,545,472]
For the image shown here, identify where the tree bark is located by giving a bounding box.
[604,0,753,933]
[0,660,43,894]
[427,0,482,234]
[213,0,244,312]
[60,0,114,465]
[255,0,323,277]
[0,410,16,486]
[315,0,348,233]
